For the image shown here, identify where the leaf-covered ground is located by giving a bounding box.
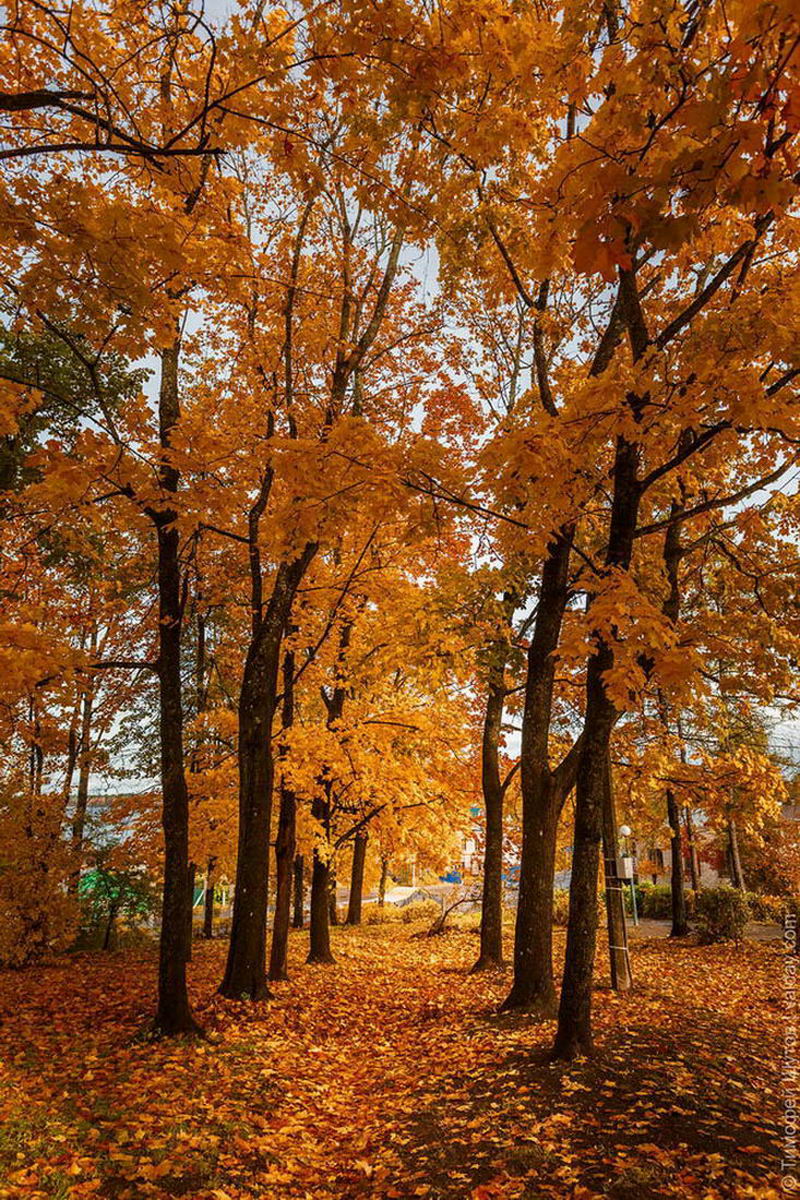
[0,924,782,1199]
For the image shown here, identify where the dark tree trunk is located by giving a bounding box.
[185,861,196,962]
[378,857,388,908]
[502,532,578,1014]
[553,265,646,1060]
[601,754,632,988]
[203,857,216,939]
[269,647,297,982]
[153,337,198,1036]
[667,789,689,936]
[103,903,118,952]
[345,831,367,926]
[328,863,339,926]
[220,548,315,1001]
[685,807,700,893]
[728,817,746,891]
[472,654,506,972]
[70,629,97,892]
[308,828,335,963]
[292,854,304,928]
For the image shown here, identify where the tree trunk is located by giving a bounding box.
[378,857,388,908]
[103,903,118,952]
[502,531,576,1014]
[472,657,506,971]
[328,862,339,926]
[153,337,198,1036]
[185,862,196,961]
[345,831,367,926]
[601,754,632,989]
[667,789,689,935]
[308,831,335,964]
[292,854,304,928]
[728,817,746,891]
[269,645,297,981]
[203,857,216,939]
[685,807,700,893]
[554,430,642,1059]
[220,548,315,1001]
[70,629,97,892]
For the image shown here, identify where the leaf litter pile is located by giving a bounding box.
[0,925,781,1199]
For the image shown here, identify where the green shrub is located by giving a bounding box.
[623,881,696,921]
[696,885,750,944]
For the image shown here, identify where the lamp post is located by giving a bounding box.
[619,825,638,926]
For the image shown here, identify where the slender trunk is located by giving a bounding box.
[203,857,216,938]
[378,857,388,908]
[220,549,315,1001]
[103,903,118,952]
[345,831,368,926]
[153,337,198,1036]
[554,434,641,1059]
[185,861,196,961]
[685,807,700,893]
[472,658,506,971]
[667,789,689,935]
[728,817,746,891]
[269,642,297,981]
[308,825,335,963]
[601,753,632,989]
[292,854,304,928]
[328,862,339,926]
[502,532,575,1014]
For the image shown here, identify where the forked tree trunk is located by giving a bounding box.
[345,831,368,926]
[153,337,198,1036]
[667,789,689,936]
[502,531,578,1015]
[601,754,632,989]
[472,656,506,972]
[292,855,304,928]
[220,548,315,1001]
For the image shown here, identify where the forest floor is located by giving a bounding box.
[0,923,783,1200]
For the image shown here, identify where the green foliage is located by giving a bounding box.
[696,886,750,944]
[77,863,156,950]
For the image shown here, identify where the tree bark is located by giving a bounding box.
[292,854,304,928]
[728,817,746,891]
[185,861,196,961]
[203,857,216,938]
[328,862,339,926]
[153,336,198,1036]
[502,531,578,1014]
[472,651,506,971]
[70,629,97,890]
[601,753,632,989]
[553,266,646,1060]
[220,547,315,1001]
[667,789,689,935]
[685,807,700,893]
[345,831,367,926]
[378,856,388,908]
[308,825,335,963]
[268,646,297,982]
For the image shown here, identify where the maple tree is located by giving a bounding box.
[1,0,799,1193]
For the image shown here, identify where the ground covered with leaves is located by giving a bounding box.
[0,924,782,1199]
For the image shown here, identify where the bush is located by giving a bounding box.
[623,881,696,921]
[552,888,605,926]
[746,893,785,922]
[363,898,441,926]
[696,885,750,944]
